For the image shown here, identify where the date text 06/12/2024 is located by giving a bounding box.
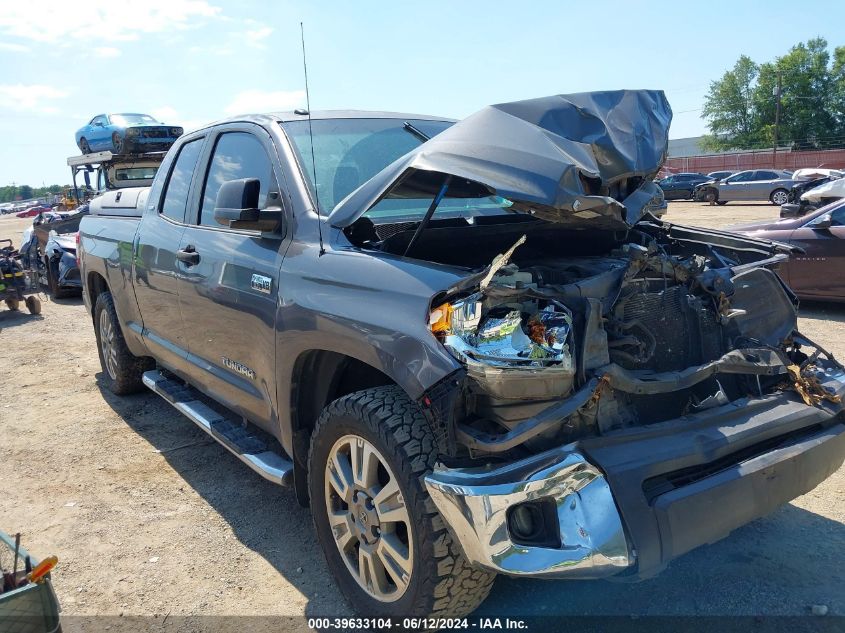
[306,617,528,629]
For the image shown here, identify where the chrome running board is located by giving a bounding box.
[142,369,293,486]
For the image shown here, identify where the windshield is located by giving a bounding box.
[283,118,513,222]
[112,166,158,182]
[110,113,159,126]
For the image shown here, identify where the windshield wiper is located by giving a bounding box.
[403,121,430,143]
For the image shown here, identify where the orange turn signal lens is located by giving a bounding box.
[429,303,453,334]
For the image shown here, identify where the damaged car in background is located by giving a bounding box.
[20,208,87,298]
[79,90,845,619]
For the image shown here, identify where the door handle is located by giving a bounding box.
[176,246,200,265]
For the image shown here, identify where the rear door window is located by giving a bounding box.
[160,138,204,222]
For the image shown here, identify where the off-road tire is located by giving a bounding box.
[308,386,495,619]
[93,291,153,395]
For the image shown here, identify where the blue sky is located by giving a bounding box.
[1,0,843,186]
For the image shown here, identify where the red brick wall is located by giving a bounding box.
[664,148,845,173]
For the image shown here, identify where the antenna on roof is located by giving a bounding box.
[300,22,325,256]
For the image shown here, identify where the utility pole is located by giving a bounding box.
[772,71,782,169]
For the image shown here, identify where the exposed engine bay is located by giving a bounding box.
[330,89,843,463]
[410,219,843,459]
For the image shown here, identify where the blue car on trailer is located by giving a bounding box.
[74,113,183,155]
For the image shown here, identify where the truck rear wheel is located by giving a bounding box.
[308,386,495,619]
[93,291,153,395]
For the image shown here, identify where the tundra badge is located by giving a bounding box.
[222,357,256,380]
[251,273,272,294]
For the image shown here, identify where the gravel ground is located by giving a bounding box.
[1,201,843,625]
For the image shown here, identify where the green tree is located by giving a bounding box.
[754,37,836,149]
[830,45,845,137]
[702,38,845,151]
[0,184,71,203]
[701,55,761,151]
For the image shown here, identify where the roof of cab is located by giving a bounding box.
[186,110,454,134]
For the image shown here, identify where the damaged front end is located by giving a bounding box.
[425,226,841,457]
[421,227,845,579]
[329,90,845,580]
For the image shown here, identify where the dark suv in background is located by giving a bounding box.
[656,172,709,199]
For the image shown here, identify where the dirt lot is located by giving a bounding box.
[1,201,843,625]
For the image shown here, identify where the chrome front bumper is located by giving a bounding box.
[424,448,633,578]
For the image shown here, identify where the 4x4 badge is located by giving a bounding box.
[251,274,272,294]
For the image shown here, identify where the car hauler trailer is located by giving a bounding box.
[66,150,168,203]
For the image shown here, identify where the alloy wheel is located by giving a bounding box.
[324,434,414,603]
[772,190,788,205]
[99,308,118,380]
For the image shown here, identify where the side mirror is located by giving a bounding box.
[810,213,833,230]
[213,178,282,232]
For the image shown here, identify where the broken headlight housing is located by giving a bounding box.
[430,294,576,400]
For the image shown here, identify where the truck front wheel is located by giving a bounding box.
[308,386,495,619]
[93,291,153,395]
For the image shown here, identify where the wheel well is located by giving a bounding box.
[289,350,395,505]
[86,271,108,317]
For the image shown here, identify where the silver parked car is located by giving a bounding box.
[697,169,795,205]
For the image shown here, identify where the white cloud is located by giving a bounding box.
[0,42,29,52]
[180,118,210,132]
[247,26,273,41]
[0,0,222,44]
[0,84,69,114]
[245,26,273,48]
[94,46,121,58]
[150,106,208,131]
[151,106,179,122]
[224,89,305,115]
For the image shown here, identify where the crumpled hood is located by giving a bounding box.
[328,90,672,231]
[49,232,77,250]
[801,177,845,202]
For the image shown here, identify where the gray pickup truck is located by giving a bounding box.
[78,90,845,619]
